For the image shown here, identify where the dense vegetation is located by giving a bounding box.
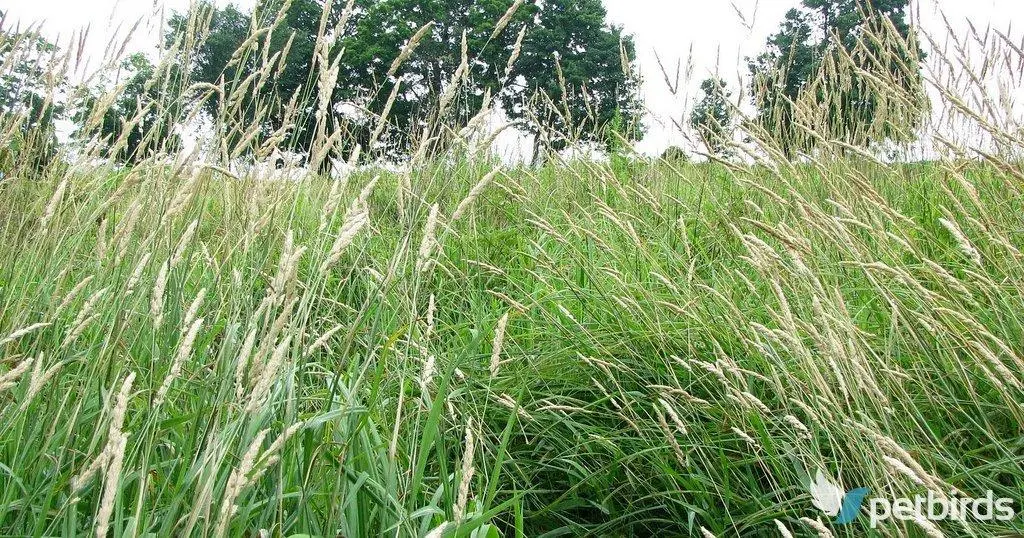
[1,0,1023,537]
[2,154,1024,537]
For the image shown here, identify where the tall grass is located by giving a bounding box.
[2,2,1024,537]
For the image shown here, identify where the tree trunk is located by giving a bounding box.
[531,132,546,168]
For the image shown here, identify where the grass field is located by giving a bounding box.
[1,153,1023,536]
[3,0,1024,534]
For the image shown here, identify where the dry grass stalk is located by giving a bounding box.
[19,354,64,410]
[453,418,476,521]
[388,21,435,78]
[799,517,834,538]
[451,167,502,223]
[0,323,51,348]
[0,358,34,393]
[320,202,370,273]
[416,204,441,273]
[245,334,293,413]
[490,0,524,41]
[155,317,204,407]
[488,312,510,377]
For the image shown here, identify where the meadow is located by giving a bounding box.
[1,152,1023,536]
[2,1,1024,536]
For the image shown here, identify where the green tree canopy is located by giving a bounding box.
[749,0,926,158]
[336,0,538,156]
[0,15,64,174]
[167,0,642,163]
[72,53,183,164]
[503,0,643,159]
[167,0,345,166]
[659,145,688,163]
[689,77,734,158]
[748,8,816,158]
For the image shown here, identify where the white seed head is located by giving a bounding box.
[489,312,510,377]
[0,322,51,347]
[453,418,476,521]
[0,357,34,393]
[416,204,441,272]
[451,167,501,223]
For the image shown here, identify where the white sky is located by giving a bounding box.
[4,0,1024,156]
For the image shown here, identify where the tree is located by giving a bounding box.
[0,15,64,174]
[336,0,538,157]
[689,78,734,158]
[73,53,183,164]
[660,145,689,163]
[803,0,915,48]
[748,8,818,158]
[167,0,344,166]
[807,0,926,147]
[338,0,643,160]
[749,0,925,157]
[168,0,642,163]
[505,0,643,162]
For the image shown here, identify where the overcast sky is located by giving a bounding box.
[5,0,1023,157]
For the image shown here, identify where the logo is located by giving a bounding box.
[805,468,1017,528]
[807,470,870,524]
[866,490,1015,528]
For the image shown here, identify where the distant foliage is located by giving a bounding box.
[0,15,63,174]
[749,0,926,157]
[166,0,337,165]
[337,0,537,155]
[505,0,644,159]
[166,0,643,163]
[689,78,734,159]
[659,145,689,163]
[73,53,183,164]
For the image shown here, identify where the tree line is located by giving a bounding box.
[685,0,925,161]
[1,0,642,172]
[1,0,926,174]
